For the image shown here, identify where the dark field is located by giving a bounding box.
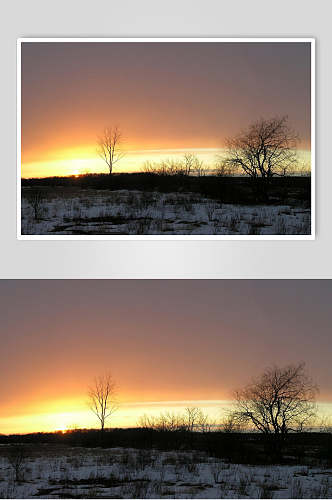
[20,175,311,236]
[0,430,331,498]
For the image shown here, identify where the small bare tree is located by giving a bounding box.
[183,153,207,177]
[183,153,195,176]
[88,373,118,432]
[138,408,211,434]
[184,407,202,432]
[137,413,158,429]
[141,160,156,174]
[232,362,318,436]
[97,126,125,175]
[186,407,212,433]
[317,414,332,433]
[194,158,206,177]
[197,411,214,433]
[6,445,27,482]
[182,153,202,176]
[221,412,243,433]
[214,155,237,177]
[27,190,44,220]
[157,411,185,432]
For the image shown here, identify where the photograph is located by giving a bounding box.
[0,279,331,498]
[18,39,314,239]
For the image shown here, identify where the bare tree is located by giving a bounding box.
[185,407,212,433]
[182,153,203,176]
[141,160,156,174]
[214,155,237,177]
[138,411,185,432]
[27,190,44,220]
[138,408,212,434]
[232,362,318,436]
[223,116,298,197]
[88,373,118,432]
[197,411,214,433]
[157,411,185,432]
[193,158,206,177]
[141,158,184,176]
[141,155,205,177]
[183,153,207,177]
[184,407,202,432]
[164,159,183,176]
[137,413,158,429]
[220,412,243,433]
[97,126,125,175]
[183,153,194,176]
[6,445,27,482]
[317,414,332,433]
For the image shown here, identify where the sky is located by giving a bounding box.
[0,280,331,434]
[21,41,311,177]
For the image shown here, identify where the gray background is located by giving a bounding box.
[1,0,331,279]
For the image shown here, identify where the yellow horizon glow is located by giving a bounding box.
[21,147,223,178]
[0,397,231,435]
[1,398,330,435]
[21,147,311,179]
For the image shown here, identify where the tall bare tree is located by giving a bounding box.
[232,362,318,436]
[97,126,125,175]
[88,373,118,432]
[223,116,298,198]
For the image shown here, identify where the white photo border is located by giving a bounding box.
[17,37,315,241]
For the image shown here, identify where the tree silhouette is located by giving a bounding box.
[223,116,299,198]
[97,126,125,175]
[232,362,318,436]
[88,373,118,432]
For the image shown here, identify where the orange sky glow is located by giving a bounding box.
[0,280,331,435]
[0,398,233,434]
[21,41,311,178]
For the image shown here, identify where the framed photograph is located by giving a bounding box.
[17,38,315,240]
[1,279,331,498]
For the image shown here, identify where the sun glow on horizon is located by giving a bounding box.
[0,398,232,435]
[21,147,224,179]
[1,398,330,436]
[21,147,312,179]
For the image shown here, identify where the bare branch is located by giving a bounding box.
[97,126,125,175]
[223,116,299,198]
[231,363,318,436]
[88,373,118,431]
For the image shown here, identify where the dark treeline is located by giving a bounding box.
[0,429,331,467]
[21,173,311,207]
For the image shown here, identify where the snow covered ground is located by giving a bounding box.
[21,189,311,236]
[0,446,331,499]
